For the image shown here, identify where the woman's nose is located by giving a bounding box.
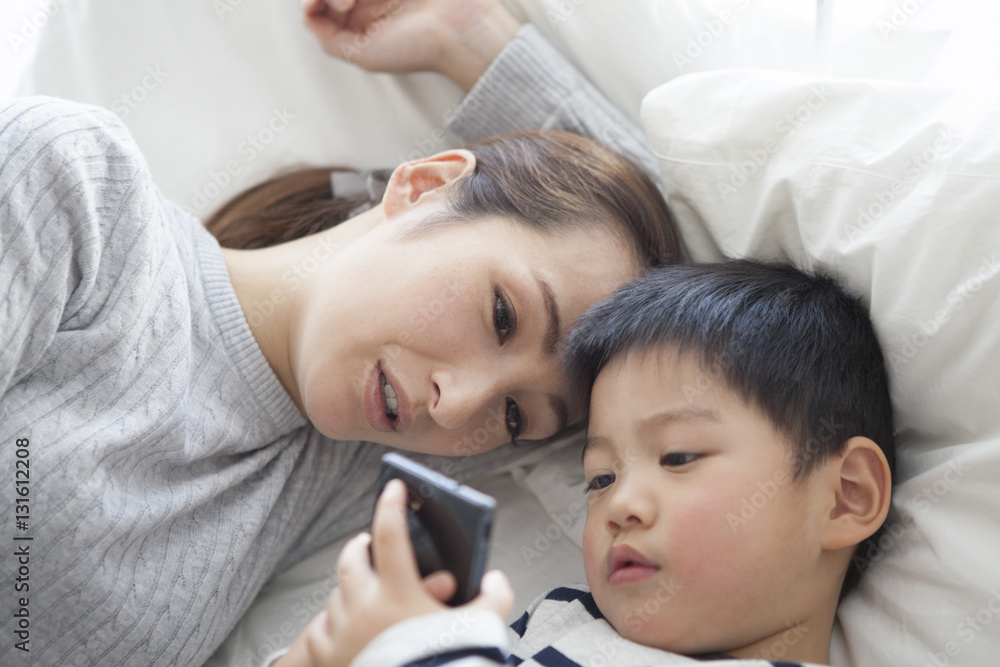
[428,366,505,431]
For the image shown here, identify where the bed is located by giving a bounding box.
[3,1,999,665]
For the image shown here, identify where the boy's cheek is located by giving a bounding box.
[664,498,744,584]
[580,519,605,586]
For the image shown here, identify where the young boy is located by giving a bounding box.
[272,260,895,667]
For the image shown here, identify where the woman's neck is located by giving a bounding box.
[220,206,385,413]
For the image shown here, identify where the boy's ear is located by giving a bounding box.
[821,436,892,552]
[381,149,476,219]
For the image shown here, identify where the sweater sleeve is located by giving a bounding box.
[349,609,510,667]
[444,25,661,186]
[0,97,148,397]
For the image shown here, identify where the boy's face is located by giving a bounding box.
[581,347,831,659]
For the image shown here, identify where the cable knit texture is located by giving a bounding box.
[0,97,530,667]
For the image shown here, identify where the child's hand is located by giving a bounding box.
[279,479,513,667]
[300,0,521,91]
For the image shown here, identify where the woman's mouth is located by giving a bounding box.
[607,545,660,585]
[380,372,398,418]
[364,362,409,434]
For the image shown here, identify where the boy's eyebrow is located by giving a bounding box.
[581,435,610,462]
[639,406,720,434]
[581,406,720,462]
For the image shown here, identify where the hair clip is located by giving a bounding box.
[331,168,392,217]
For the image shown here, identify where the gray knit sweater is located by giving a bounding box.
[0,26,656,667]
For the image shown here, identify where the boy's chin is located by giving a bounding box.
[595,590,751,660]
[605,604,818,664]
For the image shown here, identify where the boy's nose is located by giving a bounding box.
[605,476,658,532]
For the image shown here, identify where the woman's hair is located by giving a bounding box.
[206,166,366,250]
[205,131,682,269]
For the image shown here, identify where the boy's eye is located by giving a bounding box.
[585,473,615,493]
[505,397,523,444]
[662,452,698,467]
[494,288,516,343]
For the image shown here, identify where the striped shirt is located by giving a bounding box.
[349,586,810,667]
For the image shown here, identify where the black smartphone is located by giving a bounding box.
[373,453,496,606]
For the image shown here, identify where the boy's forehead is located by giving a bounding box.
[583,344,782,453]
[588,344,709,406]
[583,346,723,458]
[581,403,721,461]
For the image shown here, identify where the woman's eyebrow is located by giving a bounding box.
[548,394,569,434]
[530,273,567,433]
[534,273,562,359]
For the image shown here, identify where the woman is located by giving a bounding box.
[209,131,677,455]
[0,59,678,667]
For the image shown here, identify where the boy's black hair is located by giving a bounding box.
[563,260,895,598]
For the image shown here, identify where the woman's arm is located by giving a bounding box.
[302,0,519,94]
[0,98,140,397]
[301,0,661,184]
[443,24,661,183]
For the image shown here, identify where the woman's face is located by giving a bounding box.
[291,211,638,455]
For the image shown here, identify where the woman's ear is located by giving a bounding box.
[381,149,476,218]
[821,436,892,552]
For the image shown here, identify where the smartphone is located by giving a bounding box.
[373,453,496,606]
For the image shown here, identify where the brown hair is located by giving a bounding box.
[206,166,365,249]
[206,131,682,268]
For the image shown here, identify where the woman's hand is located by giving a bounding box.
[301,0,521,91]
[276,479,514,667]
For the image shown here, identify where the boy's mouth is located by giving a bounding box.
[607,545,659,585]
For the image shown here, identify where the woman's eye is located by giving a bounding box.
[505,397,523,444]
[494,288,516,344]
[585,473,615,493]
[662,452,698,467]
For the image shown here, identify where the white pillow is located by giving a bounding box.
[642,69,1000,666]
[7,0,465,217]
[7,0,980,219]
